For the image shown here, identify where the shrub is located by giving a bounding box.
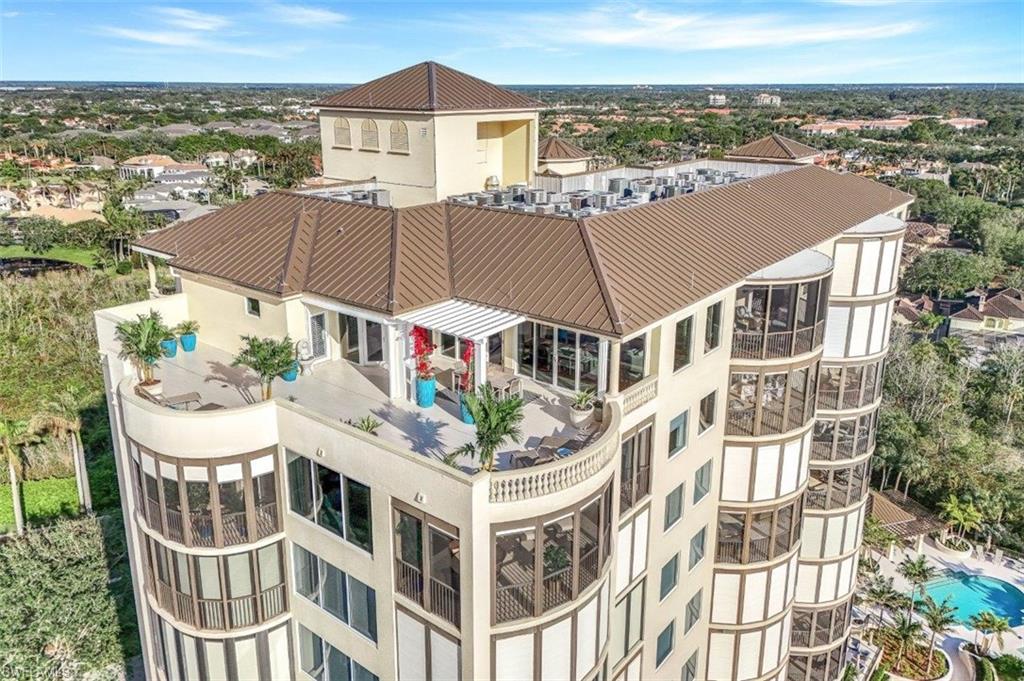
[994,654,1024,681]
[0,517,126,677]
[114,260,133,275]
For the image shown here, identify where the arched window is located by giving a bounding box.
[389,120,409,152]
[333,118,351,147]
[360,119,379,150]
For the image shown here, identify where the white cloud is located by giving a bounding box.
[2,11,21,18]
[154,7,231,31]
[97,26,297,57]
[441,6,920,53]
[267,4,348,26]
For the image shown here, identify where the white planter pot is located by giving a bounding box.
[569,405,594,428]
[935,538,973,560]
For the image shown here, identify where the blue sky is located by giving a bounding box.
[0,1,1021,83]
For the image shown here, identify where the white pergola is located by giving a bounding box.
[398,300,525,387]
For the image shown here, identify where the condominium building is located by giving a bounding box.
[97,63,911,681]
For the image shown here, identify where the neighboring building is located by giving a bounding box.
[96,62,912,681]
[753,93,782,107]
[314,61,544,207]
[119,154,179,180]
[232,148,259,168]
[155,123,204,138]
[203,151,231,168]
[537,137,593,176]
[724,134,821,165]
[949,288,1024,335]
[708,94,728,107]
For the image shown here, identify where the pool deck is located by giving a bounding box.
[876,537,1024,664]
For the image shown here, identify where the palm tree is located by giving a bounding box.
[232,335,295,400]
[115,311,168,383]
[861,575,901,643]
[0,419,32,535]
[58,175,81,208]
[940,494,983,547]
[30,388,91,512]
[890,613,925,674]
[969,611,1011,656]
[456,384,524,471]
[919,595,957,674]
[898,554,938,616]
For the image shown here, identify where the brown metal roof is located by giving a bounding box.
[727,134,820,161]
[868,490,944,539]
[135,165,911,336]
[312,62,544,112]
[580,165,912,334]
[538,137,591,160]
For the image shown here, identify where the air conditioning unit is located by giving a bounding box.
[369,189,390,207]
[528,189,547,204]
[608,178,628,194]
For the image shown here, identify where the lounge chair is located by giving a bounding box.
[135,386,203,410]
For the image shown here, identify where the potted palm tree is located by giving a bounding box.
[232,335,296,400]
[569,388,596,427]
[115,310,169,396]
[176,320,200,352]
[457,384,524,471]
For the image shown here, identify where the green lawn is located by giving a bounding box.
[0,477,80,533]
[0,245,98,268]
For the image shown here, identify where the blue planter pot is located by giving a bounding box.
[459,395,475,425]
[281,361,299,382]
[416,377,436,408]
[179,332,197,352]
[160,338,178,358]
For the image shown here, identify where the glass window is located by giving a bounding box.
[543,514,574,610]
[655,620,675,666]
[578,501,600,592]
[694,460,712,503]
[727,372,757,436]
[390,120,409,152]
[323,560,348,624]
[245,297,260,317]
[557,328,578,389]
[704,302,722,352]
[788,367,809,429]
[333,117,351,147]
[348,576,377,642]
[440,333,457,358]
[673,316,693,370]
[664,484,683,530]
[219,476,247,544]
[365,321,383,363]
[819,366,842,410]
[579,334,600,392]
[293,544,320,602]
[685,590,702,632]
[698,392,716,434]
[715,512,745,564]
[620,425,652,513]
[768,284,795,332]
[287,451,314,519]
[761,372,787,434]
[226,552,253,599]
[683,651,699,681]
[689,527,707,569]
[535,324,555,384]
[340,313,360,362]
[316,464,344,537]
[659,554,678,600]
[298,625,325,680]
[344,479,372,552]
[495,528,536,623]
[619,334,647,390]
[733,286,767,335]
[668,411,688,457]
[517,322,534,376]
[360,119,378,149]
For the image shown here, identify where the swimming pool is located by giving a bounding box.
[923,571,1024,627]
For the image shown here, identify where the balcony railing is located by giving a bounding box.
[542,566,573,611]
[256,503,279,539]
[395,558,424,604]
[189,512,215,547]
[622,375,658,413]
[489,402,621,503]
[495,581,533,623]
[165,507,184,543]
[731,320,825,360]
[146,499,164,533]
[579,544,600,591]
[221,510,249,545]
[429,578,461,628]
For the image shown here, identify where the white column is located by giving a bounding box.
[607,340,621,396]
[474,339,488,389]
[146,256,158,298]
[597,339,610,396]
[384,323,406,401]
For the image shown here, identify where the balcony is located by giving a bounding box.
[125,341,606,474]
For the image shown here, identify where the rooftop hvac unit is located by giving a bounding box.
[510,186,527,202]
[528,189,547,204]
[511,203,532,213]
[594,192,614,208]
[369,189,390,207]
[608,178,628,194]
[547,192,563,204]
[552,202,571,213]
[655,176,673,186]
[534,204,556,215]
[569,195,589,210]
[476,194,494,206]
[662,185,679,198]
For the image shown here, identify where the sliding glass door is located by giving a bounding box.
[338,313,384,365]
[517,321,601,393]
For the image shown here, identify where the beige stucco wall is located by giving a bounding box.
[433,110,538,199]
[180,276,306,353]
[538,158,591,176]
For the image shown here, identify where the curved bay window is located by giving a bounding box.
[726,362,820,437]
[806,461,869,511]
[130,444,280,548]
[791,600,853,650]
[141,534,287,631]
[494,484,613,624]
[810,409,878,462]
[788,643,847,681]
[817,359,884,411]
[732,278,830,360]
[715,497,803,565]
